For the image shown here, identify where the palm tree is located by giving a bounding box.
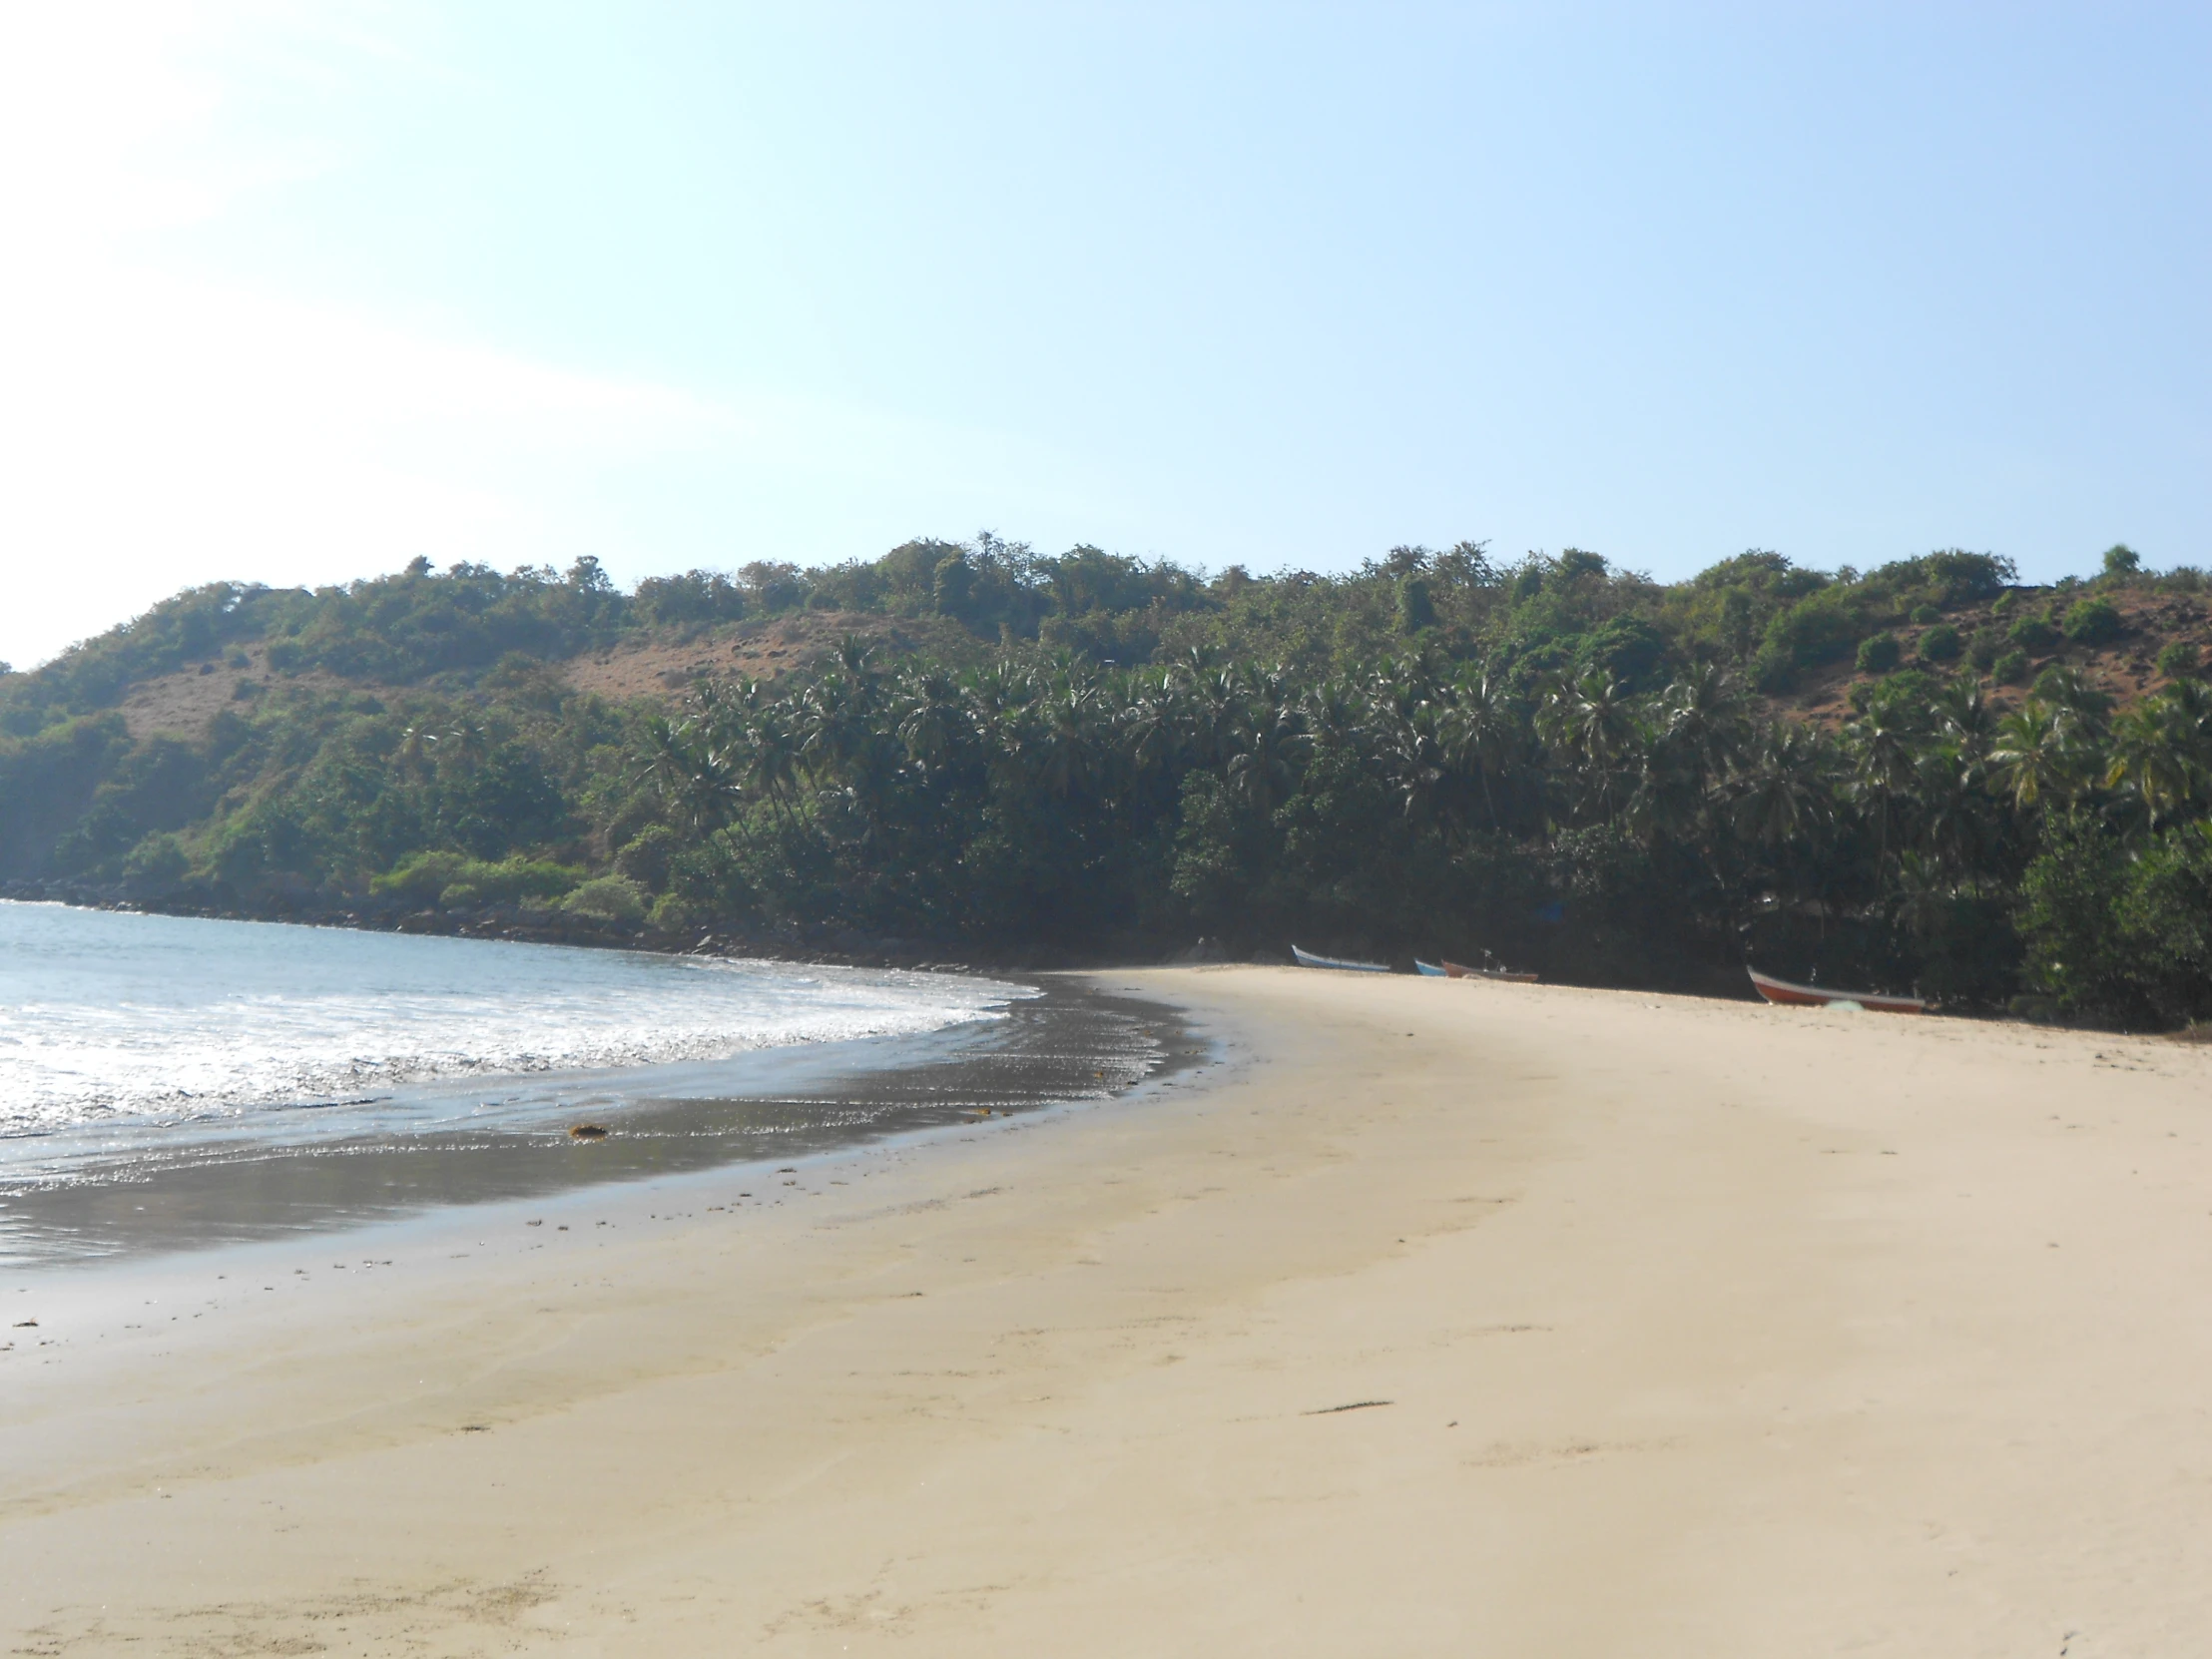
[1537,669,1641,817]
[1844,705,1920,868]
[636,713,736,839]
[1727,723,1832,847]
[1989,700,2082,813]
[835,634,879,687]
[728,700,805,833]
[1935,677,1998,761]
[2104,704,2196,828]
[440,717,489,773]
[1889,848,1956,942]
[1622,665,1748,853]
[2151,678,2212,814]
[393,719,439,786]
[1029,678,1104,800]
[1372,691,1445,827]
[1438,664,1517,830]
[1300,674,1369,752]
[1179,663,1244,770]
[892,670,967,784]
[1660,663,1750,780]
[1118,668,1184,784]
[1226,691,1305,819]
[2031,665,2112,740]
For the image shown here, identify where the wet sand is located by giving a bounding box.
[5,967,2212,1655]
[0,980,1180,1266]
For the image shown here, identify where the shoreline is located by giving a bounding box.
[7,968,2212,1653]
[0,974,1193,1268]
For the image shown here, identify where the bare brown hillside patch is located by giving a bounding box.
[560,611,983,705]
[113,613,984,738]
[1775,587,2212,729]
[119,646,388,741]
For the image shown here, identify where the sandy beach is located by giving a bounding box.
[5,966,2211,1655]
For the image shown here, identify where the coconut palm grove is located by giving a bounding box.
[5,536,2212,1029]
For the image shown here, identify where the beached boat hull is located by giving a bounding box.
[1746,966,1926,1014]
[1414,959,1447,977]
[1440,959,1539,983]
[1292,944,1390,972]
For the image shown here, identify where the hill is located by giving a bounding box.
[5,536,2212,1028]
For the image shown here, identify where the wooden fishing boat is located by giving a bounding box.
[1292,944,1390,973]
[1440,959,1539,983]
[1746,966,1926,1014]
[1414,959,1447,977]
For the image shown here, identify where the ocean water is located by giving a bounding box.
[0,901,1020,1167]
[0,902,1180,1263]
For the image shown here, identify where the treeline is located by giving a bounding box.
[5,537,2212,1028]
[617,637,2212,1027]
[6,533,2134,731]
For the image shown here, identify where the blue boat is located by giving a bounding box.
[1413,959,1447,977]
[1292,944,1390,973]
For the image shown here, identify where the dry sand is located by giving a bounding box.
[5,967,2211,1655]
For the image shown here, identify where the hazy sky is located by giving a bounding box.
[3,2,2206,668]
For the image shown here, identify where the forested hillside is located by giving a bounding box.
[7,536,2212,1028]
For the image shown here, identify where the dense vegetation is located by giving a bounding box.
[6,536,2212,1028]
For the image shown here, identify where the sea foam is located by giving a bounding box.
[0,902,1014,1140]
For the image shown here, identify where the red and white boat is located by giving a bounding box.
[1438,958,1538,983]
[1746,966,1926,1014]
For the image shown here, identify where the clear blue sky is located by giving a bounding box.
[3,2,2206,667]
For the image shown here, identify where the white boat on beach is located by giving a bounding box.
[1292,944,1390,973]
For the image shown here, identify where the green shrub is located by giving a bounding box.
[437,882,482,909]
[2157,640,2200,679]
[2008,615,2059,654]
[1911,604,1941,625]
[634,570,749,626]
[1575,614,1667,692]
[1918,624,1961,663]
[1965,628,2002,671]
[1993,648,2030,685]
[2062,596,2122,646]
[1916,550,2015,606]
[648,891,699,932]
[2102,544,2142,580]
[560,874,647,924]
[1992,590,2017,615]
[370,851,583,906]
[2021,814,2212,1028]
[1754,591,1863,689]
[1850,668,1938,720]
[121,830,192,895]
[1856,633,1902,674]
[614,824,678,890]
